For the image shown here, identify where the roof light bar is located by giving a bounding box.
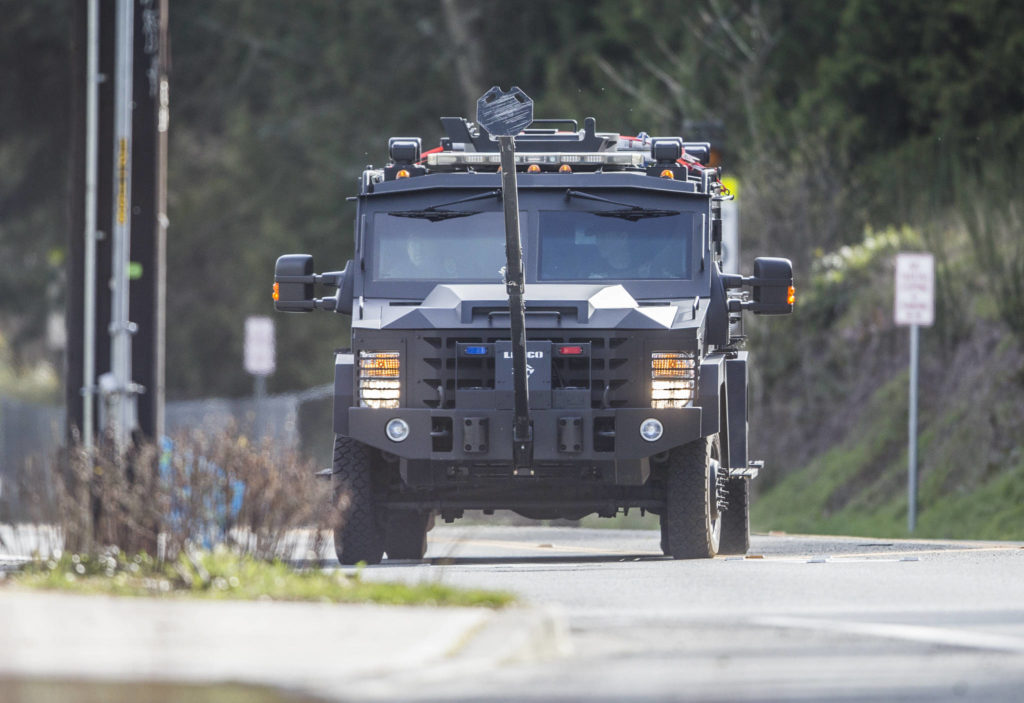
[426,151,645,170]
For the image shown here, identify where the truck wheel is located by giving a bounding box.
[718,477,751,555]
[332,435,384,565]
[384,511,431,560]
[662,435,721,559]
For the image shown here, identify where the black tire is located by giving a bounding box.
[661,435,722,559]
[718,477,751,555]
[384,510,431,560]
[332,435,384,565]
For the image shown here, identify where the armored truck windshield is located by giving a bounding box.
[537,210,693,281]
[373,211,508,282]
[367,194,699,291]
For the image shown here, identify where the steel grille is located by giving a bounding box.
[407,332,645,409]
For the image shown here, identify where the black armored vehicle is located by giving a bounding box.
[274,88,793,564]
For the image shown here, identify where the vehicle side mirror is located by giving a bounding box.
[749,257,794,315]
[274,254,316,312]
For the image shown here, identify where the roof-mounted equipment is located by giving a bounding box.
[385,137,425,180]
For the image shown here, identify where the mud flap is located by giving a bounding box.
[725,353,748,470]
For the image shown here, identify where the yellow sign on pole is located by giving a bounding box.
[720,175,740,200]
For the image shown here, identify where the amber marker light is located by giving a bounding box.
[660,169,675,179]
[396,169,411,179]
[366,358,399,375]
[559,164,573,173]
[527,164,541,173]
[651,357,693,376]
[788,285,796,305]
[272,282,279,302]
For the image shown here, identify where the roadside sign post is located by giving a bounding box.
[719,176,740,273]
[244,316,276,401]
[894,253,935,533]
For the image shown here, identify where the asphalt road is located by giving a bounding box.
[344,525,1024,703]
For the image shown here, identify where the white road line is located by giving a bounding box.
[756,615,1024,654]
[428,538,654,556]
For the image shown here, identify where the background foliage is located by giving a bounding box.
[2,0,1022,537]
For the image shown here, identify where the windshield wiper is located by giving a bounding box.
[388,209,480,222]
[564,189,679,221]
[388,189,501,222]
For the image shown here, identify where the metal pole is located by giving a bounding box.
[908,323,919,533]
[497,136,532,471]
[83,0,99,452]
[154,0,170,441]
[108,0,137,449]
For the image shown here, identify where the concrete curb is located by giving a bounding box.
[450,604,571,667]
[0,588,568,701]
[351,604,570,698]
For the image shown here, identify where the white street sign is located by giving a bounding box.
[894,252,935,327]
[244,316,275,376]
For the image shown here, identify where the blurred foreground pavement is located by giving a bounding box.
[0,589,566,702]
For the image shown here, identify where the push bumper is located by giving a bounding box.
[348,406,703,463]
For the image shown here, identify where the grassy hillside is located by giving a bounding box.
[751,222,1024,541]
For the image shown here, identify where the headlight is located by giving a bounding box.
[385,418,410,442]
[359,351,400,409]
[640,418,664,442]
[650,351,695,408]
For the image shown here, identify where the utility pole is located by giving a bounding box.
[103,0,141,449]
[82,0,100,453]
[70,0,166,450]
[130,0,169,442]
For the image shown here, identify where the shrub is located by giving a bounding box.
[42,428,333,561]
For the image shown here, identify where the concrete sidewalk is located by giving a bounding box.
[0,589,567,701]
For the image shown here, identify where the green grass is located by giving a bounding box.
[0,679,321,703]
[6,547,514,608]
[752,374,908,534]
[753,371,1024,541]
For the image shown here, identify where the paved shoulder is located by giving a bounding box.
[0,588,563,700]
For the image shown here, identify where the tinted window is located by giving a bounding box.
[538,211,693,281]
[373,212,511,282]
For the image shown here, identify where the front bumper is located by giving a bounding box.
[348,405,703,463]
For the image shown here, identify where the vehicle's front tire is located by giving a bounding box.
[718,476,751,555]
[661,435,722,559]
[332,435,384,565]
[384,510,431,560]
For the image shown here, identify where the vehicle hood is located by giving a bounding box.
[357,283,707,331]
